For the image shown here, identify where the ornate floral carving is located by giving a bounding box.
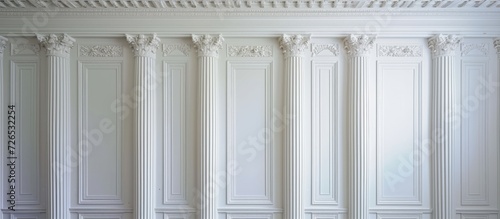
[11,43,41,55]
[192,34,224,57]
[312,44,339,56]
[428,34,462,57]
[125,33,161,57]
[37,33,76,56]
[495,39,500,55]
[343,34,376,56]
[0,36,7,55]
[460,43,488,56]
[377,45,422,57]
[162,44,191,56]
[79,45,123,57]
[227,45,272,57]
[279,34,311,57]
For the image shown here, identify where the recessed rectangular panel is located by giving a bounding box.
[78,214,122,219]
[227,214,272,219]
[163,61,188,204]
[311,61,339,205]
[227,61,273,204]
[78,61,123,204]
[11,61,40,205]
[460,61,489,206]
[376,215,421,219]
[376,62,422,205]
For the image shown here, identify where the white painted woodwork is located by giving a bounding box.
[192,34,224,219]
[37,33,75,219]
[428,34,462,219]
[126,33,161,219]
[344,34,375,219]
[279,34,310,219]
[0,35,6,215]
[0,11,499,219]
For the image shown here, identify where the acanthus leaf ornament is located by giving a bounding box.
[312,44,339,56]
[279,34,311,57]
[0,36,7,55]
[227,45,272,57]
[377,45,422,57]
[162,44,191,56]
[79,45,123,57]
[37,33,76,56]
[428,34,462,57]
[343,34,376,56]
[192,34,224,57]
[494,38,500,55]
[460,43,488,57]
[12,43,41,56]
[125,33,161,57]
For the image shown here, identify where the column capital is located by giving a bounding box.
[0,36,7,55]
[125,33,160,58]
[494,38,500,55]
[428,34,462,57]
[192,34,224,57]
[279,34,311,57]
[343,34,376,56]
[37,33,75,56]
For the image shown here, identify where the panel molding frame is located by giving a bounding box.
[10,60,41,206]
[162,60,189,205]
[226,60,274,205]
[77,60,124,205]
[226,213,273,219]
[375,61,423,206]
[311,60,339,205]
[460,60,491,207]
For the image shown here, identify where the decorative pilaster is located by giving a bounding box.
[428,34,462,219]
[37,33,75,219]
[279,34,310,219]
[343,34,375,219]
[125,33,160,219]
[192,34,224,219]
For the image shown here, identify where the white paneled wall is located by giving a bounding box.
[0,35,498,219]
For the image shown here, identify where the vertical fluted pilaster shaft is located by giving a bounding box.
[279,34,310,219]
[343,34,375,219]
[428,34,462,219]
[126,34,160,219]
[37,33,75,219]
[192,34,224,219]
[0,36,6,207]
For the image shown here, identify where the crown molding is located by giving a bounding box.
[0,6,499,37]
[1,0,499,10]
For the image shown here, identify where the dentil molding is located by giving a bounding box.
[36,33,76,56]
[428,34,462,57]
[343,34,376,56]
[192,34,224,57]
[125,33,161,57]
[279,34,311,57]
